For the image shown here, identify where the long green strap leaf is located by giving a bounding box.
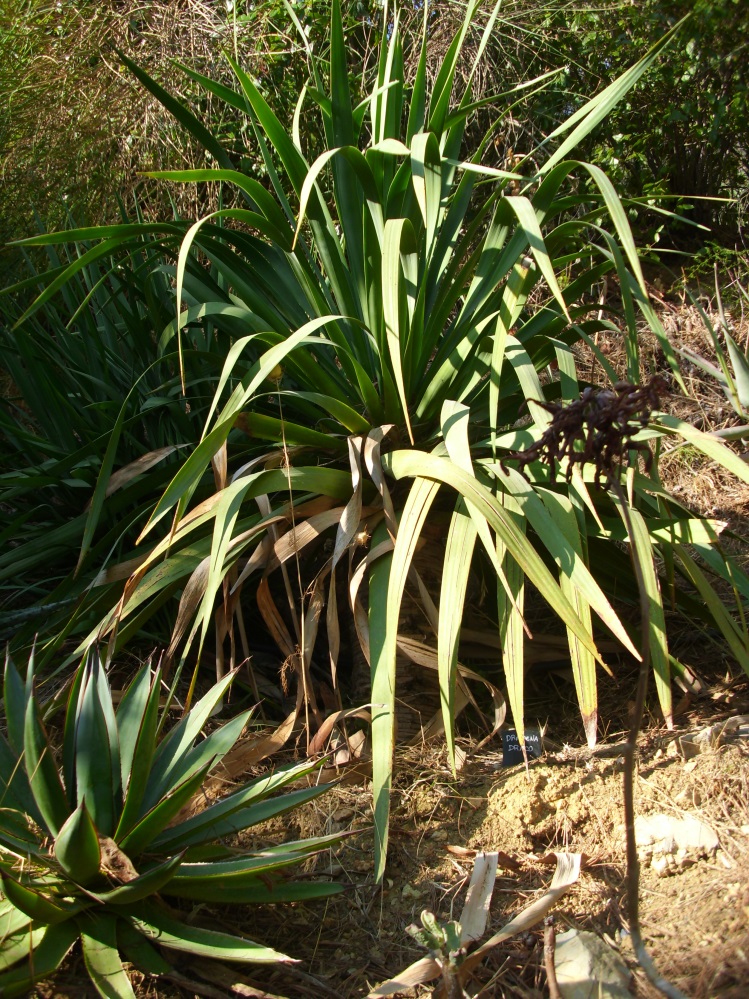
[382,218,417,441]
[81,914,137,999]
[125,901,293,964]
[374,479,440,882]
[496,492,526,752]
[536,17,688,175]
[438,498,477,776]
[616,500,671,726]
[540,490,598,747]
[654,414,749,484]
[384,450,604,664]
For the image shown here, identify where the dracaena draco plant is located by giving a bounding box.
[10,1,749,880]
[0,647,347,997]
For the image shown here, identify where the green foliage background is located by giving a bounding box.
[2,0,747,268]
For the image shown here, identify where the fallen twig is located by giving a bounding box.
[543,916,562,999]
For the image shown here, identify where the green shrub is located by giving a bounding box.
[0,227,212,639]
[10,0,749,882]
[0,647,346,996]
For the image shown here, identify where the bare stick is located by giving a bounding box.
[613,480,687,999]
[543,916,562,999]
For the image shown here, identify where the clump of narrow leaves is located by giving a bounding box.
[0,648,346,997]
[0,221,231,644]
[8,0,749,884]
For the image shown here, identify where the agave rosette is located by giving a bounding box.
[0,647,346,996]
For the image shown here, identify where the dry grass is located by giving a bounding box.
[1,0,314,254]
[573,281,749,530]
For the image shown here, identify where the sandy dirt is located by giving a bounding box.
[148,674,748,999]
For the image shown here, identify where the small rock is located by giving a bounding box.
[651,854,673,877]
[635,813,719,854]
[554,928,632,999]
[635,812,719,874]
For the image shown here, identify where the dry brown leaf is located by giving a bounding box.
[165,555,210,664]
[95,445,177,503]
[348,537,394,666]
[308,706,373,757]
[231,532,274,594]
[367,956,441,997]
[332,436,365,567]
[93,552,149,586]
[363,425,397,537]
[211,440,228,491]
[460,852,498,945]
[415,686,471,744]
[447,845,477,858]
[406,564,440,635]
[328,436,365,683]
[218,705,299,780]
[460,852,582,976]
[257,577,296,659]
[269,508,344,570]
[395,636,507,745]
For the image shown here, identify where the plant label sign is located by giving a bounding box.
[501,727,543,766]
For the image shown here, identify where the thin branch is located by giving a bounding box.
[611,478,688,999]
[543,916,563,999]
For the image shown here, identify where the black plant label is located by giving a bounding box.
[501,727,543,766]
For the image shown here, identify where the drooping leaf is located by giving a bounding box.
[92,852,185,905]
[615,496,671,727]
[541,489,598,746]
[0,873,83,925]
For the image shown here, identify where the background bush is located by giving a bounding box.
[2,0,747,275]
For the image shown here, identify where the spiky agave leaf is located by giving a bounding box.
[0,651,350,995]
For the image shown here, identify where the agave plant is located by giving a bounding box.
[9,0,749,880]
[0,647,346,996]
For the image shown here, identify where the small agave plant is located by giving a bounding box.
[0,647,346,997]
